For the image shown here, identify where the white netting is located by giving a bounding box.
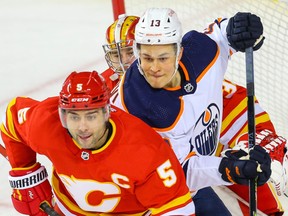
[123,0,288,138]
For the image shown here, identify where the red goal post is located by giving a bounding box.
[111,0,126,20]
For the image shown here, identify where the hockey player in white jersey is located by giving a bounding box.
[113,8,272,215]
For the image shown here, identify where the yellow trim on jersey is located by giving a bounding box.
[217,113,272,155]
[221,97,247,133]
[11,163,38,171]
[267,182,284,212]
[215,143,224,157]
[229,113,271,148]
[51,173,147,216]
[149,191,192,215]
[92,119,116,154]
[71,119,116,154]
[0,98,21,142]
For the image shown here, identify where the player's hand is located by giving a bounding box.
[9,163,54,216]
[236,130,287,195]
[219,145,271,185]
[226,12,264,52]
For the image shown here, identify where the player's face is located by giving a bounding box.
[65,108,108,149]
[108,46,135,72]
[139,44,180,88]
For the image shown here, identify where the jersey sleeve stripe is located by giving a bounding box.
[221,97,248,132]
[224,113,271,148]
[196,44,220,83]
[149,191,193,215]
[1,98,22,142]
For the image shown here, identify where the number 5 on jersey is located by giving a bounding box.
[157,160,177,187]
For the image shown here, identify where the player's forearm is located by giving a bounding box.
[1,133,36,168]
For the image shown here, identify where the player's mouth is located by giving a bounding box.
[78,134,92,141]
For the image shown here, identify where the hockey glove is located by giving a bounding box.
[219,145,271,186]
[236,130,288,196]
[226,12,264,52]
[8,162,53,216]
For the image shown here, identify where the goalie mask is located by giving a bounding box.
[102,14,139,74]
[58,71,110,128]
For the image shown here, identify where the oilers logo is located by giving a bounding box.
[193,103,220,155]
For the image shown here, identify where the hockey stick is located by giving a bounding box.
[213,186,267,216]
[40,202,60,216]
[0,144,60,216]
[245,46,257,216]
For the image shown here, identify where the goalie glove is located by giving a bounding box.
[226,12,265,52]
[219,145,271,186]
[236,130,288,196]
[9,163,54,216]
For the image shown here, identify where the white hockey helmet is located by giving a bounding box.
[135,8,182,45]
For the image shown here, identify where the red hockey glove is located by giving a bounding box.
[9,163,53,216]
[219,145,271,186]
[236,130,287,196]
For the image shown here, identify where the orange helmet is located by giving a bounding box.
[59,71,110,110]
[102,14,139,74]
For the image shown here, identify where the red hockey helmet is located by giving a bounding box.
[59,71,110,110]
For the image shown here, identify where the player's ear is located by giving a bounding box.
[177,46,184,62]
[104,105,110,121]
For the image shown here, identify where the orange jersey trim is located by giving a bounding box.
[154,96,184,132]
[196,44,220,83]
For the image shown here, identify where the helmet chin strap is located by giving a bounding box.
[165,43,181,87]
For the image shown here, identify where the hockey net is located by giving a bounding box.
[113,0,288,138]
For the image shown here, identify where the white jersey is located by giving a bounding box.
[113,17,235,191]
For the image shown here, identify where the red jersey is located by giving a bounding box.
[101,68,121,104]
[103,70,282,214]
[219,79,275,151]
[1,96,195,215]
[220,79,283,214]
[101,68,120,91]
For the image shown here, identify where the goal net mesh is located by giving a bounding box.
[122,0,288,138]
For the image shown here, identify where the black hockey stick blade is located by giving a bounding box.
[40,202,60,216]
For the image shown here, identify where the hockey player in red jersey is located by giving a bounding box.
[219,79,287,215]
[0,71,196,215]
[102,11,287,215]
[112,8,274,216]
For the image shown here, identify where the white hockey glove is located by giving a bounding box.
[233,130,287,196]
